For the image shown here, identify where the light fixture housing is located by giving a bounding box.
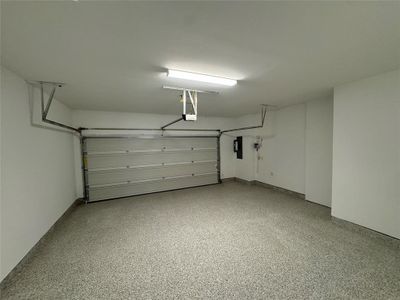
[167,69,237,86]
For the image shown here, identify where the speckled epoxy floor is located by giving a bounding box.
[1,181,400,299]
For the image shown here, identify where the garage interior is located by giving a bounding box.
[1,1,400,299]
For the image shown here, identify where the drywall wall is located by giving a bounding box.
[0,67,77,281]
[230,99,334,201]
[305,98,333,207]
[234,136,256,181]
[226,111,273,182]
[73,110,235,131]
[231,104,306,194]
[72,110,236,198]
[257,104,306,193]
[332,69,400,239]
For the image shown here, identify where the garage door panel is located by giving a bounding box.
[88,174,218,202]
[88,161,217,185]
[85,138,217,153]
[84,137,219,202]
[87,149,217,169]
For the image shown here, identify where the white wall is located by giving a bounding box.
[230,104,307,194]
[227,112,274,182]
[234,136,256,181]
[305,98,333,207]
[72,110,236,197]
[257,104,306,193]
[332,69,400,239]
[0,67,77,281]
[228,100,334,202]
[73,110,235,131]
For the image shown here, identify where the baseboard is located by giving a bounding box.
[305,199,331,208]
[332,216,400,249]
[222,177,254,185]
[0,198,83,289]
[253,180,305,199]
[220,177,235,183]
[234,177,255,185]
[222,177,306,199]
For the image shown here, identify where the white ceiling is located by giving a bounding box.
[2,1,399,117]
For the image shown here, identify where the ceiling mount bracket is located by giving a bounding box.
[34,81,80,132]
[182,89,198,121]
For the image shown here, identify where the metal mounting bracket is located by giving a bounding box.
[36,81,80,132]
[182,89,198,121]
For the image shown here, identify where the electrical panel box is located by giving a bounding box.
[233,136,243,159]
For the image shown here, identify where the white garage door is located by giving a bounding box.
[83,136,220,202]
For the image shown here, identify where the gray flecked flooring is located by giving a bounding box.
[1,181,400,299]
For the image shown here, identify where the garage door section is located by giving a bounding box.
[83,137,219,202]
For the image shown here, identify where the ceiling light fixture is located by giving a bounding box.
[167,69,237,86]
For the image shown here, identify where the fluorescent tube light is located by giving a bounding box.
[167,69,237,86]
